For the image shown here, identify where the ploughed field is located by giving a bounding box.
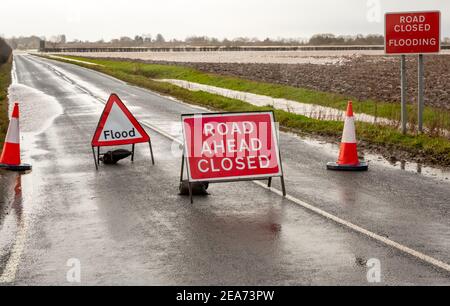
[154,55,450,111]
[60,50,450,110]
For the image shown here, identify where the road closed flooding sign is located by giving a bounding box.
[181,112,283,183]
[385,11,441,54]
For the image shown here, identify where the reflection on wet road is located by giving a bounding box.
[0,53,449,285]
[0,175,25,283]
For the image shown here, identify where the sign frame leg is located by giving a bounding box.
[188,182,193,204]
[92,146,98,170]
[149,141,155,165]
[180,153,185,182]
[97,147,101,165]
[131,144,135,162]
[268,177,285,196]
[280,175,286,197]
[179,153,193,204]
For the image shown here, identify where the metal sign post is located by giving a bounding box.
[401,55,407,135]
[418,54,425,133]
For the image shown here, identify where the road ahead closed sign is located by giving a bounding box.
[182,112,283,182]
[385,11,441,54]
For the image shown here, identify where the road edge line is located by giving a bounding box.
[143,119,450,274]
[253,181,450,273]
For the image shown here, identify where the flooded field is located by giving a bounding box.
[158,78,449,137]
[159,78,385,123]
[54,50,450,111]
[57,50,388,65]
[58,49,450,65]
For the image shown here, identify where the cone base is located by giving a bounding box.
[0,163,32,172]
[327,162,368,172]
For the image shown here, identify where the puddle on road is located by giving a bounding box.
[8,83,63,135]
[299,134,450,182]
[0,175,25,283]
[158,79,392,125]
[1,63,63,208]
[0,64,63,282]
[159,79,450,138]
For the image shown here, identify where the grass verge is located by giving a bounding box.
[58,55,450,135]
[42,55,450,166]
[0,56,12,151]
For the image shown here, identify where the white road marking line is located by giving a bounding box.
[36,54,450,274]
[43,54,103,66]
[2,55,116,284]
[0,56,29,284]
[254,181,450,273]
[11,57,18,84]
[142,121,181,143]
[0,214,29,283]
[143,113,450,274]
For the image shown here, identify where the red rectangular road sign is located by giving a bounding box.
[182,112,283,182]
[385,11,441,54]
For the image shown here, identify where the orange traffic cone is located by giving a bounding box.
[0,103,32,171]
[327,101,368,171]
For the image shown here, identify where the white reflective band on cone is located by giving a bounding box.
[5,118,20,144]
[341,116,356,144]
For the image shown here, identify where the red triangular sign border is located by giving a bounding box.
[91,94,150,147]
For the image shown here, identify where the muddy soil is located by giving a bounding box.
[128,55,450,110]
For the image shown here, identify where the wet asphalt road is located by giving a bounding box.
[0,53,449,285]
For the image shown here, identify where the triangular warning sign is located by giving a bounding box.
[92,94,150,147]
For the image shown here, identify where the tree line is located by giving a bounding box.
[54,33,387,47]
[0,37,12,63]
[4,33,450,50]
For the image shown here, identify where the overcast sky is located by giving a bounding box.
[1,0,449,41]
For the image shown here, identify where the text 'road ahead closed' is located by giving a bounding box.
[182,112,282,182]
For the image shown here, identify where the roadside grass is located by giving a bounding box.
[43,55,450,166]
[56,55,450,135]
[0,56,12,151]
